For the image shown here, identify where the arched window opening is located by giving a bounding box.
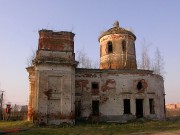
[137,81,143,90]
[122,40,126,52]
[107,41,113,53]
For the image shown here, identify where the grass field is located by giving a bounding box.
[0,119,180,135]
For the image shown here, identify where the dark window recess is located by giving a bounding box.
[108,41,113,53]
[92,101,99,116]
[75,101,81,117]
[92,82,99,95]
[149,99,155,114]
[92,82,99,89]
[122,40,126,52]
[124,99,131,114]
[137,81,143,90]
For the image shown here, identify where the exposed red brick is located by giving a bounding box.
[101,79,116,92]
[92,89,99,95]
[75,80,89,90]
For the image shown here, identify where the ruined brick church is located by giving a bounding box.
[27,21,165,125]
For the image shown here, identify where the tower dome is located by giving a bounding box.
[99,21,137,69]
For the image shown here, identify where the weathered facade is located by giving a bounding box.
[99,21,137,70]
[27,21,165,125]
[27,30,77,124]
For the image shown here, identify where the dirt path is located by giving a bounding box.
[130,130,180,135]
[152,130,180,135]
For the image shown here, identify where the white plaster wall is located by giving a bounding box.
[34,64,75,124]
[75,70,165,121]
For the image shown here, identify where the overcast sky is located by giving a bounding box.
[0,0,179,105]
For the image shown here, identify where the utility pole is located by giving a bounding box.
[0,90,4,120]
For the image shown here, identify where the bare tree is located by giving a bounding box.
[27,47,99,69]
[92,60,99,69]
[139,39,152,70]
[76,48,99,69]
[27,49,36,67]
[152,47,165,77]
[138,39,165,77]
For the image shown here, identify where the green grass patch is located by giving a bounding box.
[0,121,33,130]
[0,119,179,135]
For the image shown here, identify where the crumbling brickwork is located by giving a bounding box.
[99,21,137,70]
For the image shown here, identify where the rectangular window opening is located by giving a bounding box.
[149,98,155,114]
[92,82,99,95]
[124,99,131,114]
[92,82,99,89]
[92,100,99,116]
[75,101,81,117]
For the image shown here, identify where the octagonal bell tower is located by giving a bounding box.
[99,21,137,69]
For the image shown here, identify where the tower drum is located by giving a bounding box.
[99,21,137,70]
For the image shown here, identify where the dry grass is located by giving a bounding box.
[166,109,180,117]
[0,119,179,135]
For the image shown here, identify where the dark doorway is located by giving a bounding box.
[136,99,143,118]
[123,99,131,114]
[75,101,81,117]
[92,101,99,116]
